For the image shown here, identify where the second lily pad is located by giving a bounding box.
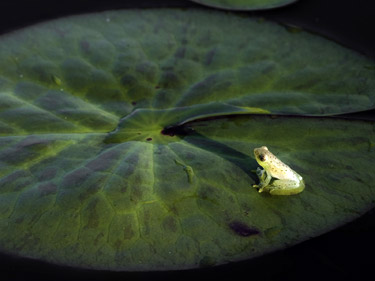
[191,0,298,10]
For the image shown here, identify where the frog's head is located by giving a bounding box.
[254,146,270,167]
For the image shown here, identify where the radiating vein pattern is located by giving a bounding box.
[0,9,374,138]
[0,9,374,271]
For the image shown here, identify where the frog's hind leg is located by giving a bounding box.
[269,179,304,195]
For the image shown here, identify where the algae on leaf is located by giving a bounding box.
[191,0,298,10]
[0,9,374,271]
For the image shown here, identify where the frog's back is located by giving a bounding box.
[266,152,300,181]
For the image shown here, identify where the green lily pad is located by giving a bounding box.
[191,0,298,10]
[0,9,374,271]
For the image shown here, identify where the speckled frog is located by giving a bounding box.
[253,146,305,195]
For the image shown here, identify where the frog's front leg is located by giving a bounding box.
[253,168,272,192]
[267,179,305,195]
[255,167,265,181]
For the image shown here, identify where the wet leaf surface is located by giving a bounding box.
[0,9,374,271]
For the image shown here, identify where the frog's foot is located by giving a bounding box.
[252,184,262,194]
[252,184,266,193]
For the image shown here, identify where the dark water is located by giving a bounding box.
[0,0,374,280]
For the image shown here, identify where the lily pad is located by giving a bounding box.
[191,0,298,10]
[0,9,374,271]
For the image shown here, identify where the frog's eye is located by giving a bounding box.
[259,154,266,162]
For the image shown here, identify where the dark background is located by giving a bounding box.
[0,0,374,280]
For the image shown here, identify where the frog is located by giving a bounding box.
[252,146,305,195]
